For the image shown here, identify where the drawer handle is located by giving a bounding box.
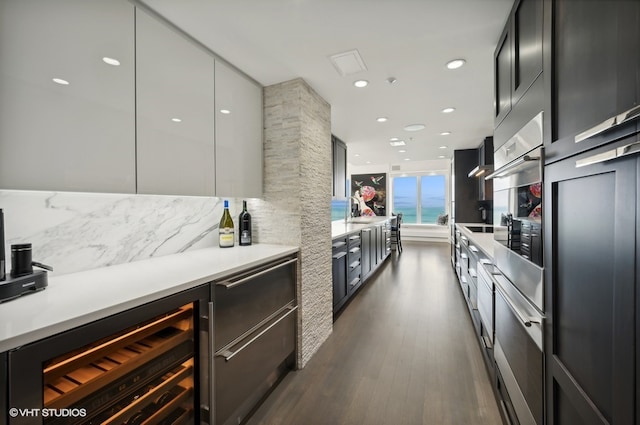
[217,305,298,362]
[575,104,640,144]
[333,252,347,260]
[349,277,360,288]
[495,285,540,328]
[349,235,361,241]
[332,241,347,249]
[469,246,479,253]
[349,261,359,270]
[461,253,468,260]
[217,258,297,289]
[575,140,640,168]
[349,247,360,254]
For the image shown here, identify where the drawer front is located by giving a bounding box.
[348,245,361,264]
[215,306,296,425]
[348,233,361,248]
[348,265,361,291]
[213,258,296,349]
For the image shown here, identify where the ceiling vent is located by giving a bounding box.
[391,165,401,171]
[329,49,368,76]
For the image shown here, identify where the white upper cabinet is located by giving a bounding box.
[135,9,216,196]
[0,0,136,193]
[214,60,263,198]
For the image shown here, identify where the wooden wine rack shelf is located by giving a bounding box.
[43,306,194,411]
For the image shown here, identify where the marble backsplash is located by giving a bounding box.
[0,190,236,276]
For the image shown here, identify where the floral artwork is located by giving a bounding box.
[351,173,387,216]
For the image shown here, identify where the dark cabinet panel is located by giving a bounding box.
[361,228,372,279]
[544,144,636,424]
[453,150,481,223]
[1,352,5,425]
[332,238,348,310]
[548,0,639,163]
[513,0,543,102]
[495,29,512,124]
[332,135,347,198]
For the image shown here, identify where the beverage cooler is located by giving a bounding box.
[7,285,211,425]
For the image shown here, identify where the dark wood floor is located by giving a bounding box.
[247,242,502,425]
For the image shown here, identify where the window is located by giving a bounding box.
[392,174,447,224]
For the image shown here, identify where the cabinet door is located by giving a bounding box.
[0,0,135,193]
[512,0,543,103]
[361,228,372,279]
[332,251,347,309]
[1,352,5,425]
[332,136,347,198]
[136,9,215,196]
[544,144,636,425]
[494,27,512,125]
[549,0,638,162]
[214,60,263,198]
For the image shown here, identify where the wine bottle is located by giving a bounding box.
[238,200,252,246]
[219,200,235,248]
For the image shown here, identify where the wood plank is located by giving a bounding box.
[247,242,503,425]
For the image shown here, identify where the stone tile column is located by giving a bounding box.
[249,78,332,368]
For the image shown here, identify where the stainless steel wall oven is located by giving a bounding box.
[487,112,545,425]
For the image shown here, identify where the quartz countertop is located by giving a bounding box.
[331,217,391,239]
[0,244,299,352]
[456,223,495,260]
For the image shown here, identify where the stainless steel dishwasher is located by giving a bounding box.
[211,255,298,425]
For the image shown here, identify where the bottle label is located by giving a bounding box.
[240,231,251,245]
[219,228,234,247]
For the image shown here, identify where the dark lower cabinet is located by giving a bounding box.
[1,352,6,425]
[544,141,637,425]
[361,228,372,279]
[332,237,348,311]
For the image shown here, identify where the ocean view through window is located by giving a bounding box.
[392,174,446,224]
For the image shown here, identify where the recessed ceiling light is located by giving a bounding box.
[220,109,231,114]
[398,149,407,153]
[354,154,360,157]
[171,118,182,123]
[386,77,397,84]
[366,161,371,164]
[404,124,426,132]
[440,131,451,136]
[390,137,399,141]
[102,57,120,66]
[404,158,411,161]
[438,155,446,159]
[376,117,388,122]
[354,80,368,88]
[52,78,69,85]
[442,107,456,113]
[446,59,466,69]
[390,141,406,147]
[439,146,448,149]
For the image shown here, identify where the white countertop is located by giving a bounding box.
[331,217,391,239]
[456,223,495,260]
[0,244,298,352]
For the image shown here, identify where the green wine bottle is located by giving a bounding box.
[219,200,235,248]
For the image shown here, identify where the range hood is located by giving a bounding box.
[467,165,494,178]
[467,136,494,178]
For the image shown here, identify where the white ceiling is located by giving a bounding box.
[142,0,512,166]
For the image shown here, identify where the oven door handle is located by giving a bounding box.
[485,155,540,180]
[575,104,640,144]
[575,140,640,168]
[495,284,540,328]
